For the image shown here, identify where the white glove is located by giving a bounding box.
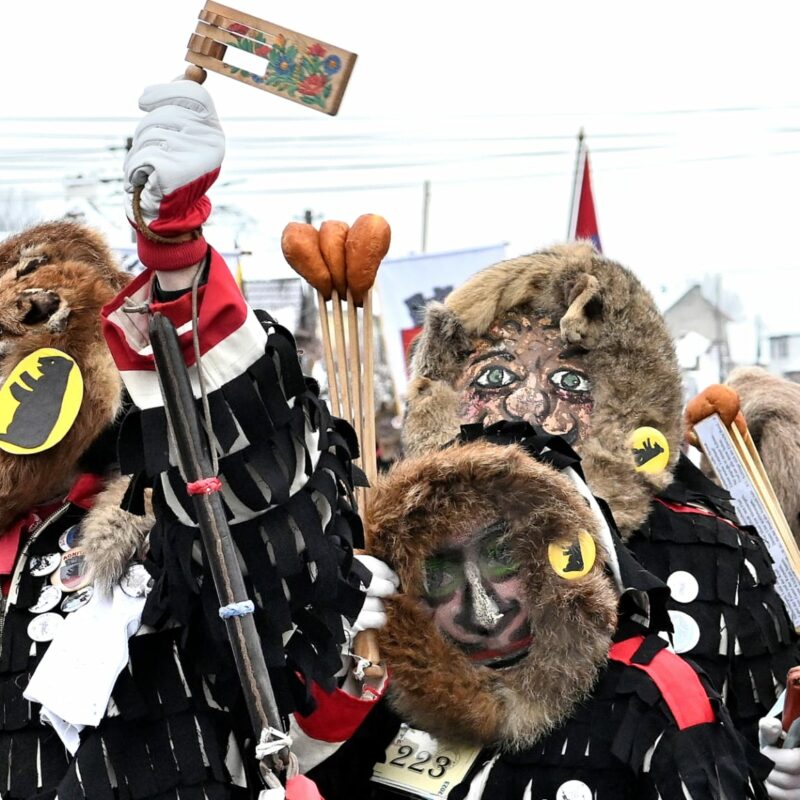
[124,80,225,229]
[760,716,800,799]
[350,554,399,634]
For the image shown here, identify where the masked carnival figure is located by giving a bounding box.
[403,243,799,744]
[0,81,382,800]
[303,423,771,799]
[0,221,143,798]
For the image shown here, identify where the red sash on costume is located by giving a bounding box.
[609,635,716,730]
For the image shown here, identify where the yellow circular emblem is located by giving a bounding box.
[629,426,670,474]
[0,348,83,455]
[548,530,596,580]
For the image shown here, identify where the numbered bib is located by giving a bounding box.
[371,725,481,799]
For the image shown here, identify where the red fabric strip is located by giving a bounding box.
[609,635,716,730]
[655,498,738,529]
[102,247,248,372]
[67,473,105,510]
[295,679,386,743]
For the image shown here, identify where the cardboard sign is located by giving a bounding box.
[694,413,800,627]
[371,724,481,799]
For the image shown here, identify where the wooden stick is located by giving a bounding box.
[330,290,351,421]
[346,290,364,454]
[350,292,383,680]
[316,291,340,417]
[363,290,378,485]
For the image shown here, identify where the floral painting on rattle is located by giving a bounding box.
[226,24,343,110]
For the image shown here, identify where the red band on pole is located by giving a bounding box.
[186,477,223,495]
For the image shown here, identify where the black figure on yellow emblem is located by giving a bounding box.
[629,426,670,475]
[548,530,596,580]
[0,349,83,454]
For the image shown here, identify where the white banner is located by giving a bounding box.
[376,243,507,398]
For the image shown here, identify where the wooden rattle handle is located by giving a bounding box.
[353,548,385,679]
[354,630,384,679]
[185,65,208,83]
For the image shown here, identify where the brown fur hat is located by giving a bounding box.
[0,221,130,530]
[368,439,618,750]
[726,366,800,545]
[404,242,683,538]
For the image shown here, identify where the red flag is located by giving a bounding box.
[568,134,601,251]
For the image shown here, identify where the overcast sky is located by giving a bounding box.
[2,1,800,361]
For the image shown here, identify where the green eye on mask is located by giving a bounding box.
[423,556,464,600]
[480,541,520,580]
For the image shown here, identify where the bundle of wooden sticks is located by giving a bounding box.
[281,215,390,496]
[282,214,392,677]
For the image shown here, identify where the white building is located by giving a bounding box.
[768,334,800,383]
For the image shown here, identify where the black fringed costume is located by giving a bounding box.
[629,454,797,742]
[0,247,370,800]
[109,283,368,717]
[0,481,102,800]
[91,246,367,758]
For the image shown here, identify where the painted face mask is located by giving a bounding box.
[403,243,684,537]
[422,521,531,668]
[368,436,622,750]
[455,313,593,445]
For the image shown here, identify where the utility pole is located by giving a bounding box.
[755,315,764,366]
[126,138,135,243]
[714,273,725,382]
[421,180,430,253]
[567,128,585,241]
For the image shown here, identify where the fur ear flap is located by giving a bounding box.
[402,377,462,456]
[410,302,472,382]
[560,272,603,345]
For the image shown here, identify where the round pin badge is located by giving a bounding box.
[58,525,80,552]
[27,612,64,643]
[29,553,61,578]
[554,780,593,800]
[61,585,93,613]
[120,564,153,598]
[629,426,670,474]
[666,570,699,604]
[548,530,596,580]
[52,547,91,592]
[28,583,63,614]
[667,609,701,654]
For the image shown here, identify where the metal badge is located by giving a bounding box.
[28,553,61,577]
[58,525,80,552]
[61,585,93,613]
[120,564,153,598]
[27,612,64,642]
[29,583,63,613]
[52,547,91,592]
